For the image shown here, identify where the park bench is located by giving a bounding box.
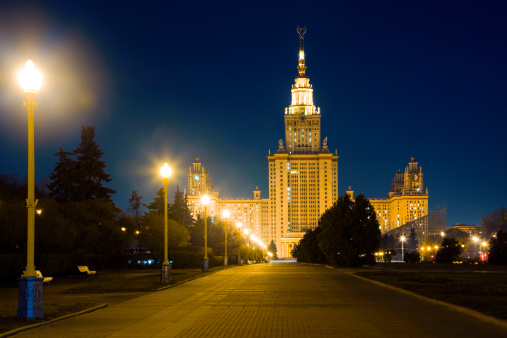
[77,266,97,277]
[23,270,53,285]
[35,270,53,285]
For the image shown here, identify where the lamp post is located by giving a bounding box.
[471,236,479,260]
[400,236,405,262]
[17,60,43,319]
[201,195,210,271]
[236,221,243,264]
[222,209,230,266]
[160,163,172,283]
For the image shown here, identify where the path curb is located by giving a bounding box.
[0,304,108,338]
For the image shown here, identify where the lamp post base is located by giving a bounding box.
[203,258,209,272]
[17,277,43,319]
[160,264,171,284]
[224,257,228,267]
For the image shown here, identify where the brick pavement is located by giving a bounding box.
[12,263,507,337]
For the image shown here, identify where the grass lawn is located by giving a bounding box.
[0,266,229,334]
[355,265,507,321]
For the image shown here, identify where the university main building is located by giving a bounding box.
[186,27,428,258]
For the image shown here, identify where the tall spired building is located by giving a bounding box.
[267,26,338,257]
[185,27,429,258]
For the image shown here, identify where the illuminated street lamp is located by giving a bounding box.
[160,163,172,283]
[17,60,43,319]
[400,236,405,262]
[471,236,479,259]
[201,195,210,271]
[222,209,230,266]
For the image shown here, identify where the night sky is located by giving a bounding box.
[1,1,506,227]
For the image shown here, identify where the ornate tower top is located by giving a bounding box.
[297,25,307,76]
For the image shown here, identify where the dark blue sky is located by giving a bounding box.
[1,0,506,227]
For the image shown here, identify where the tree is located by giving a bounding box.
[407,228,419,252]
[169,186,194,227]
[318,194,381,267]
[140,213,190,255]
[268,240,278,259]
[47,149,77,202]
[47,126,115,202]
[145,188,165,215]
[60,199,124,254]
[488,230,507,265]
[435,237,463,263]
[128,190,143,222]
[404,251,421,263]
[293,228,326,263]
[35,198,78,253]
[72,126,115,201]
[482,207,507,237]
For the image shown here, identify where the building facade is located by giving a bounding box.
[346,157,429,233]
[267,26,338,257]
[185,27,429,258]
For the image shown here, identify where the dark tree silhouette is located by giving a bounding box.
[435,237,463,263]
[268,240,278,259]
[47,126,115,202]
[489,230,507,265]
[317,194,381,267]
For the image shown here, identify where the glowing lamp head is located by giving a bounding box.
[472,236,479,243]
[400,236,405,242]
[222,209,230,219]
[160,163,172,179]
[243,228,250,235]
[201,194,210,206]
[19,60,42,92]
[236,221,242,228]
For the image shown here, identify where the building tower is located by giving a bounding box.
[267,26,338,258]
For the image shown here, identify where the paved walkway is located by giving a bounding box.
[14,263,507,337]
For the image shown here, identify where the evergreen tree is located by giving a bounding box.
[435,237,463,263]
[268,240,278,259]
[169,186,194,226]
[128,190,143,222]
[317,193,381,267]
[47,126,115,202]
[72,126,115,201]
[407,228,419,251]
[47,148,77,202]
[293,228,326,263]
[145,188,165,215]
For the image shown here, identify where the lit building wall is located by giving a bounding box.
[346,157,429,233]
[267,27,338,258]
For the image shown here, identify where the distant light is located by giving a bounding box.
[236,221,242,228]
[19,60,42,92]
[222,209,230,219]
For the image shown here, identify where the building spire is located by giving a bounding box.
[297,26,307,76]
